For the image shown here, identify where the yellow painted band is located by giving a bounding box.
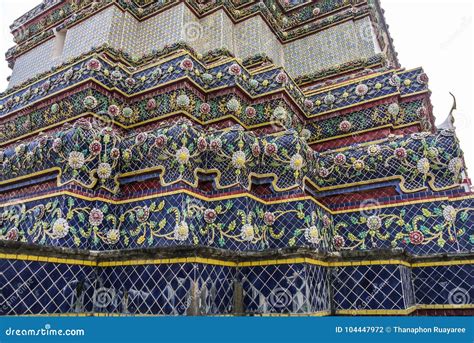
[0,253,472,268]
[336,304,474,315]
[336,306,417,315]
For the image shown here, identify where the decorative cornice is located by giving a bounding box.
[8,0,375,58]
[0,81,429,149]
[0,49,428,122]
[0,187,473,254]
[0,119,464,195]
[1,244,473,267]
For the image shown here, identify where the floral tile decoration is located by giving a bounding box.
[0,0,472,316]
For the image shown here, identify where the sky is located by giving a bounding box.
[0,0,473,173]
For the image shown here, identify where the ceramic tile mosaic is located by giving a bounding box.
[134,4,187,57]
[355,16,381,57]
[8,4,382,87]
[108,7,129,50]
[62,7,116,60]
[3,259,470,316]
[1,259,96,315]
[241,264,330,314]
[283,19,376,76]
[332,265,414,311]
[191,10,235,55]
[234,16,283,66]
[1,0,472,318]
[412,265,473,306]
[8,39,57,87]
[9,7,116,87]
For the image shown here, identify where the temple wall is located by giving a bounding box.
[62,6,115,60]
[1,0,472,319]
[8,39,56,87]
[233,15,283,66]
[283,17,379,76]
[2,256,469,316]
[132,4,187,57]
[8,5,380,88]
[8,7,116,87]
[192,10,235,56]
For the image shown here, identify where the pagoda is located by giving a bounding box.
[0,0,472,316]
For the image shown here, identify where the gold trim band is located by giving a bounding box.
[1,253,472,268]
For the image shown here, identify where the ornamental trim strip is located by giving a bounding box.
[1,253,472,268]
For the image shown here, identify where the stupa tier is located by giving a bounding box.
[0,0,472,316]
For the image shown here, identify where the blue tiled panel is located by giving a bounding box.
[332,265,412,310]
[1,259,95,315]
[2,259,472,316]
[240,264,330,314]
[412,265,473,306]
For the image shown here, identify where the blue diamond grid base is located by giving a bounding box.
[0,0,473,317]
[1,254,472,316]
